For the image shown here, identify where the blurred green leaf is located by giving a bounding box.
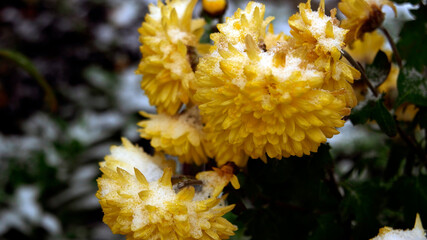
[384,142,407,180]
[340,181,384,239]
[309,213,345,240]
[0,49,57,112]
[389,174,427,222]
[372,99,397,137]
[350,99,394,134]
[396,67,427,107]
[350,100,376,125]
[350,97,396,137]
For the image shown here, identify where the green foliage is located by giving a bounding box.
[396,4,427,71]
[372,99,397,137]
[0,49,57,112]
[365,51,391,88]
[350,97,397,137]
[230,145,347,240]
[397,67,427,107]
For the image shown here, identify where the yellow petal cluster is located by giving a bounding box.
[97,139,238,240]
[194,1,356,167]
[289,0,360,108]
[371,214,426,240]
[339,0,396,43]
[196,165,240,198]
[138,107,212,166]
[102,138,176,182]
[211,2,274,45]
[136,0,205,115]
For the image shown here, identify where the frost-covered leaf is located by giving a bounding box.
[366,51,391,88]
[397,67,427,107]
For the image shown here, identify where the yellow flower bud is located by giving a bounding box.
[202,0,227,16]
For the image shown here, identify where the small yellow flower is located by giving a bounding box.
[138,107,212,166]
[289,0,347,61]
[339,0,396,43]
[211,1,274,45]
[202,0,227,16]
[371,214,426,240]
[194,1,353,167]
[97,139,238,240]
[136,0,206,115]
[288,0,361,108]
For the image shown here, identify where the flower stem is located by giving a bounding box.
[380,27,402,68]
[341,50,378,97]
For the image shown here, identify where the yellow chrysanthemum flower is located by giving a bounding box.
[194,1,353,167]
[288,0,360,108]
[202,0,227,16]
[136,0,206,115]
[97,139,238,240]
[138,107,212,165]
[211,1,274,45]
[371,214,426,240]
[339,0,396,43]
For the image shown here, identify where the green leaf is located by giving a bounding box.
[0,49,57,112]
[349,100,376,125]
[389,174,427,223]
[350,97,397,137]
[396,5,427,71]
[396,67,427,107]
[372,99,397,137]
[309,213,345,240]
[340,181,385,240]
[365,51,391,88]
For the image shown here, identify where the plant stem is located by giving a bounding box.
[341,50,378,97]
[380,27,402,68]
